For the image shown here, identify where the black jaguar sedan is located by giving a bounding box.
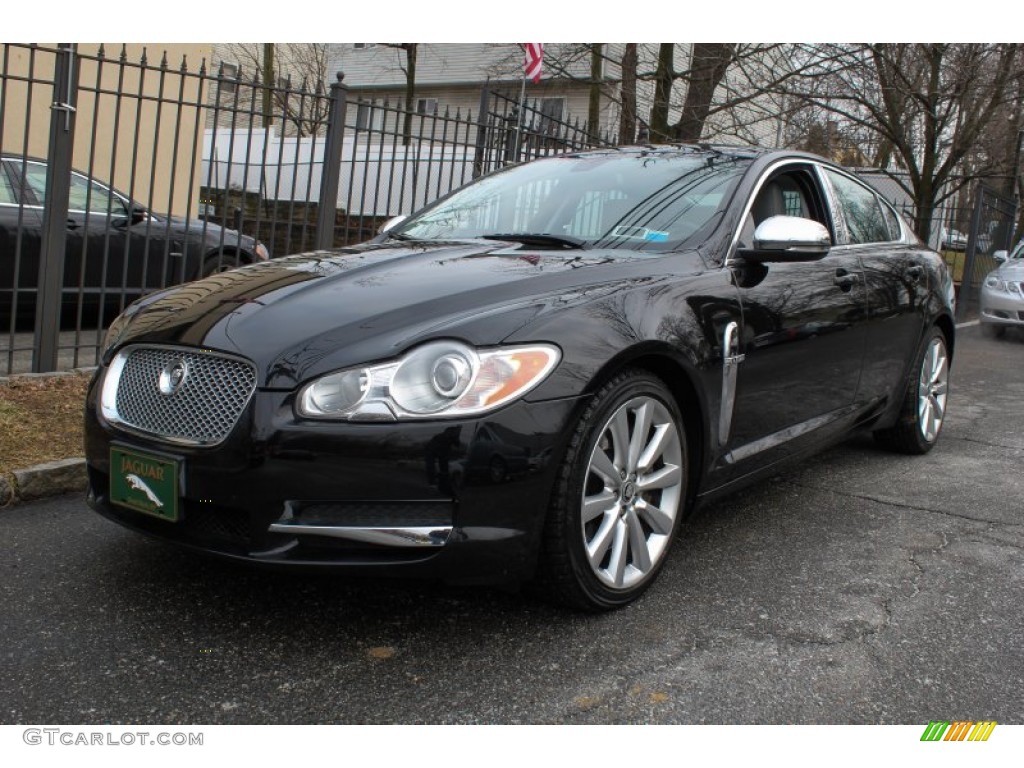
[0,155,269,326]
[84,145,955,611]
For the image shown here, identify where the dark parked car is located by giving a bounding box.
[84,145,955,611]
[0,155,268,325]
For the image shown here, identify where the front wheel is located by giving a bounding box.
[874,327,949,455]
[199,253,245,278]
[537,371,688,611]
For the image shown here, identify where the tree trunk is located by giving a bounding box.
[649,44,674,143]
[618,43,637,145]
[262,43,274,129]
[402,44,418,146]
[588,44,603,143]
[673,43,736,143]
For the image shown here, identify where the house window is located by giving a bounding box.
[353,44,375,50]
[355,101,381,132]
[536,97,565,135]
[416,98,438,115]
[219,62,239,95]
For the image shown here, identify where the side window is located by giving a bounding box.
[68,173,126,216]
[824,169,892,245]
[17,161,127,215]
[0,166,15,204]
[741,168,828,248]
[22,161,48,203]
[879,200,903,241]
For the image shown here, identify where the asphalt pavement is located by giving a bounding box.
[1,323,1022,724]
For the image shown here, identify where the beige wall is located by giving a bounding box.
[1,43,213,217]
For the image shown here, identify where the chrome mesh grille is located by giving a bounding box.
[110,346,257,445]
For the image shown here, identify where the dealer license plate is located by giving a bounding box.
[109,447,180,522]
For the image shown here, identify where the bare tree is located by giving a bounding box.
[618,44,638,144]
[781,43,1021,242]
[217,43,331,136]
[381,44,418,145]
[588,44,603,142]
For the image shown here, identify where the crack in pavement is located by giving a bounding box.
[946,435,1024,451]
[780,480,1024,528]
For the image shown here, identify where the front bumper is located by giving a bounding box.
[85,372,583,585]
[980,284,1024,327]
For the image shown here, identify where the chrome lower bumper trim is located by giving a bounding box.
[267,522,451,548]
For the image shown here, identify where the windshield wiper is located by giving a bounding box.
[481,233,587,249]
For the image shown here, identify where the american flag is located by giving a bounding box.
[524,43,544,84]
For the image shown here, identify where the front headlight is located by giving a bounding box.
[255,241,270,261]
[296,340,561,421]
[984,274,1006,291]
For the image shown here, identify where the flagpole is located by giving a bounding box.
[515,66,528,160]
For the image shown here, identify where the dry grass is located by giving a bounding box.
[0,374,92,477]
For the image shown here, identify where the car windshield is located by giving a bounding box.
[394,150,751,253]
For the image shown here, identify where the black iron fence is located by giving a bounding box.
[5,43,1013,376]
[0,44,611,375]
[857,169,1019,317]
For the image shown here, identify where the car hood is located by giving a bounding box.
[106,240,704,388]
[994,260,1024,280]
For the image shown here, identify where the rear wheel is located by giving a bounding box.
[874,327,949,455]
[537,371,688,611]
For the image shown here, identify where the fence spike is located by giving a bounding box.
[160,51,168,70]
[198,58,207,77]
[140,47,147,67]
[97,43,105,60]
[119,44,127,63]
[179,55,188,74]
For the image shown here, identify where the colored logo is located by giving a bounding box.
[110,448,179,522]
[920,721,996,742]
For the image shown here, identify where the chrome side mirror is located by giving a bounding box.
[993,250,1008,263]
[741,216,831,263]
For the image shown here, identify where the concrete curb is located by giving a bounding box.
[1,458,88,507]
[0,368,96,508]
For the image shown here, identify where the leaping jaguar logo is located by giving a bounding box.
[158,358,189,396]
[125,474,164,508]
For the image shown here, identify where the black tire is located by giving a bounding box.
[536,370,689,611]
[980,322,1005,339]
[873,326,950,455]
[200,253,245,278]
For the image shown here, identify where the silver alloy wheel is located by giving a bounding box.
[917,336,949,443]
[581,395,684,590]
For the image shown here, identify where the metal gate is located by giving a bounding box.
[957,185,1018,321]
[1,44,608,375]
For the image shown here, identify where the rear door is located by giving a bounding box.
[820,167,931,409]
